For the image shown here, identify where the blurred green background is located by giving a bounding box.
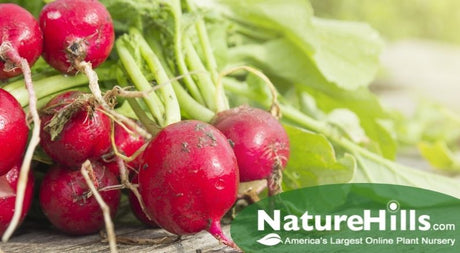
[310,0,460,44]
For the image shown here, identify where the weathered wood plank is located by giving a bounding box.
[3,223,238,253]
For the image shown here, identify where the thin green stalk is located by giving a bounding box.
[195,19,219,83]
[184,0,218,80]
[171,81,214,122]
[4,74,90,107]
[116,37,165,126]
[146,32,215,122]
[185,0,229,109]
[184,38,217,111]
[280,104,405,171]
[170,0,205,105]
[132,30,181,126]
[126,98,160,135]
[3,72,52,92]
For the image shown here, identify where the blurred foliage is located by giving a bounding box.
[310,0,460,43]
[0,0,45,17]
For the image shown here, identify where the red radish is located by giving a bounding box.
[0,89,28,176]
[139,120,239,249]
[213,105,290,195]
[102,122,147,177]
[39,162,120,235]
[39,0,114,74]
[0,4,42,79]
[0,4,43,242]
[39,91,111,169]
[0,163,34,236]
[128,174,158,227]
[39,0,114,112]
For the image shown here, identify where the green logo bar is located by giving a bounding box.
[231,184,460,252]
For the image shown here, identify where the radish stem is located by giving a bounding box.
[170,0,205,104]
[116,37,166,126]
[184,38,217,111]
[132,29,181,126]
[4,73,100,107]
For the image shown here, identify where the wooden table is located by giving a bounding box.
[5,222,237,253]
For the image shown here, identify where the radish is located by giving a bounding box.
[39,0,114,110]
[0,89,28,176]
[128,174,158,228]
[0,4,43,241]
[0,4,42,80]
[0,163,34,236]
[39,91,111,169]
[138,120,239,249]
[39,0,114,74]
[213,105,290,195]
[39,162,120,235]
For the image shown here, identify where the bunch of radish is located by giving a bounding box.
[0,0,122,244]
[0,1,291,252]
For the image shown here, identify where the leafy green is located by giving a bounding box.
[403,101,460,145]
[2,0,45,17]
[310,17,383,90]
[351,153,460,199]
[311,0,460,45]
[283,125,355,190]
[197,0,383,90]
[418,141,460,174]
[325,108,369,144]
[391,100,460,172]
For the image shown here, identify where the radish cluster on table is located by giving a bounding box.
[0,0,290,251]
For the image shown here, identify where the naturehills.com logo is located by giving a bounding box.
[231,184,460,253]
[257,200,435,232]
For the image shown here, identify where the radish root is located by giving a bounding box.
[81,160,118,253]
[109,121,150,163]
[76,60,153,141]
[0,43,41,243]
[107,119,153,221]
[97,108,152,140]
[267,161,284,196]
[76,61,106,107]
[115,156,153,221]
[208,219,242,252]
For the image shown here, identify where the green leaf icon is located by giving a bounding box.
[257,233,282,246]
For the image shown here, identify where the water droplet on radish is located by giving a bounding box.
[215,179,225,190]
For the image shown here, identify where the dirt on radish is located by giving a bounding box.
[138,120,239,248]
[39,162,120,235]
[39,91,112,169]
